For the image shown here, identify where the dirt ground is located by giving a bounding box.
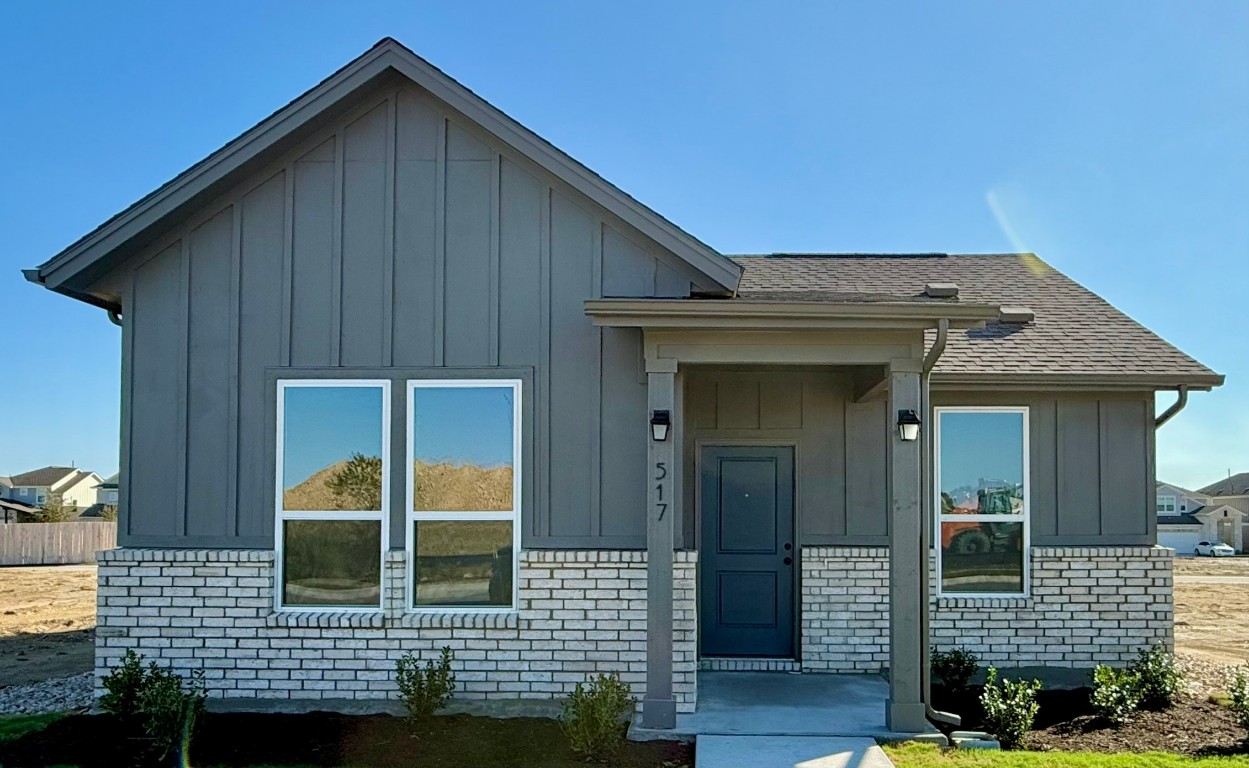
[0,565,96,686]
[0,558,1247,689]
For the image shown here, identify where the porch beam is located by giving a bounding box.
[642,358,677,729]
[887,358,928,733]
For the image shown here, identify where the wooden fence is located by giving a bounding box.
[0,521,117,566]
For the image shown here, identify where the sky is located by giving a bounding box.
[282,385,384,491]
[0,1,1245,490]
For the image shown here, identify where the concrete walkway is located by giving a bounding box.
[696,735,894,768]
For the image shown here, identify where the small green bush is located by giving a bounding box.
[100,650,207,762]
[1227,666,1249,731]
[979,666,1040,750]
[100,649,146,723]
[1131,644,1182,710]
[931,647,979,694]
[396,647,456,719]
[560,672,635,760]
[1092,665,1142,726]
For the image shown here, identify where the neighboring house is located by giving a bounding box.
[1199,473,1249,552]
[24,39,1224,733]
[95,474,119,507]
[0,498,40,524]
[1156,480,1245,554]
[3,466,102,510]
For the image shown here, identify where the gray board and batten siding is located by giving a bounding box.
[682,370,1156,549]
[111,81,712,550]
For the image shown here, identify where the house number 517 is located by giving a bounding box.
[654,461,668,521]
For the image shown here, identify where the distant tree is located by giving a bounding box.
[20,493,75,523]
[101,505,119,522]
[326,453,382,510]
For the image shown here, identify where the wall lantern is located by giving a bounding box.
[897,409,922,442]
[650,410,672,442]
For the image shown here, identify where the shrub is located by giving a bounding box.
[1091,665,1142,726]
[1131,644,1182,710]
[100,650,207,762]
[139,666,206,761]
[396,647,456,719]
[979,666,1040,750]
[100,649,146,723]
[560,672,635,760]
[1228,666,1249,731]
[931,648,979,694]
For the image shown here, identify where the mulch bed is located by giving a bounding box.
[0,711,692,768]
[934,685,1249,756]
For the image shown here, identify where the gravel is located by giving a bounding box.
[0,673,92,715]
[1177,651,1242,698]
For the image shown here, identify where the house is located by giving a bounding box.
[95,474,119,507]
[3,466,102,511]
[23,39,1223,733]
[1156,480,1245,554]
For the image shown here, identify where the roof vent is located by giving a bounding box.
[998,306,1035,324]
[924,283,959,299]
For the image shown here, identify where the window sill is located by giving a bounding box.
[398,611,520,629]
[935,595,1031,610]
[265,611,386,629]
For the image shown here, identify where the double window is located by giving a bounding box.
[934,407,1029,597]
[1157,495,1177,514]
[274,378,521,613]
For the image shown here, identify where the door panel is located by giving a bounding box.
[700,446,795,658]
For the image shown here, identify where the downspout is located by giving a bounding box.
[107,309,122,327]
[921,319,960,726]
[1155,386,1188,428]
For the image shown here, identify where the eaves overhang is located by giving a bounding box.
[931,372,1225,392]
[28,38,741,304]
[584,298,1000,331]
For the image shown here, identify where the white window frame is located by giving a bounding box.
[1157,495,1177,514]
[274,379,391,613]
[406,379,522,613]
[934,405,1031,598]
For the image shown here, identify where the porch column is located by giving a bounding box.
[642,358,677,728]
[887,358,927,732]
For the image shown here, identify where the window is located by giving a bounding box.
[407,380,521,611]
[275,380,389,611]
[935,407,1029,597]
[1157,495,1177,514]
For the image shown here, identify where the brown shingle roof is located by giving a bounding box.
[1199,473,1249,497]
[730,253,1220,385]
[9,466,77,488]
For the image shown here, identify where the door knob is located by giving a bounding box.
[784,543,792,551]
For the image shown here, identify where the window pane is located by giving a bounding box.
[282,386,383,511]
[282,520,381,607]
[938,411,1024,515]
[411,386,515,512]
[941,521,1024,594]
[412,520,512,607]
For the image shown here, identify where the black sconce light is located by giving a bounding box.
[650,410,671,441]
[897,409,922,442]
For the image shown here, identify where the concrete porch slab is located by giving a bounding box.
[696,735,895,768]
[629,672,943,742]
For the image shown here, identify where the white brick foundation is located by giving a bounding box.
[96,549,697,712]
[801,545,1172,672]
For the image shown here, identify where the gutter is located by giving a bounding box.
[1155,386,1189,429]
[920,319,960,727]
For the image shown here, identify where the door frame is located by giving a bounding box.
[694,439,800,660]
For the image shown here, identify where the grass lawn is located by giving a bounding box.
[0,712,68,742]
[885,743,1249,767]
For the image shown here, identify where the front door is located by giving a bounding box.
[699,446,795,658]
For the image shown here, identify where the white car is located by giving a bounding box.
[1195,541,1237,557]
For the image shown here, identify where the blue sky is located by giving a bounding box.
[0,2,1245,490]
[938,412,1025,507]
[412,387,514,469]
[282,386,384,491]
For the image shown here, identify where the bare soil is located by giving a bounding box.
[0,565,96,686]
[1174,556,1249,578]
[1174,557,1249,667]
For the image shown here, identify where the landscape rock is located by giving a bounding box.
[0,672,92,715]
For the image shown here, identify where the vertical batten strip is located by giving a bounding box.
[433,117,447,367]
[488,152,501,366]
[119,277,135,539]
[330,133,344,367]
[538,187,552,538]
[589,222,603,537]
[227,204,242,537]
[176,236,191,537]
[280,166,294,367]
[382,94,397,367]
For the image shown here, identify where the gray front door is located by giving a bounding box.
[699,446,795,658]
